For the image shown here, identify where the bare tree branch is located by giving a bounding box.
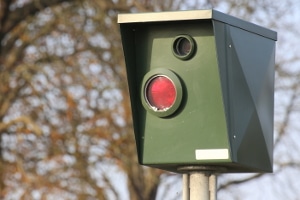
[218,173,263,191]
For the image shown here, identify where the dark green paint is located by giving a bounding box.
[119,10,277,173]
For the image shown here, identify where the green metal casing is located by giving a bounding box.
[118,10,277,173]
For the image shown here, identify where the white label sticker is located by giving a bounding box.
[195,149,229,160]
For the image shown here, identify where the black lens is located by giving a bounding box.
[172,35,195,60]
[175,37,191,56]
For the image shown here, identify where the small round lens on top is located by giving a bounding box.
[172,35,196,60]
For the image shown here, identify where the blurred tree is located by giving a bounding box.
[1,0,300,199]
[0,0,204,199]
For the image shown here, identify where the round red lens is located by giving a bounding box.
[146,76,176,111]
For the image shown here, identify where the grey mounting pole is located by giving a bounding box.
[182,174,189,200]
[209,174,217,200]
[181,166,221,200]
[190,172,210,200]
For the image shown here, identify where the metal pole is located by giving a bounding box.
[179,166,220,200]
[182,174,189,200]
[189,172,210,200]
[209,174,217,200]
